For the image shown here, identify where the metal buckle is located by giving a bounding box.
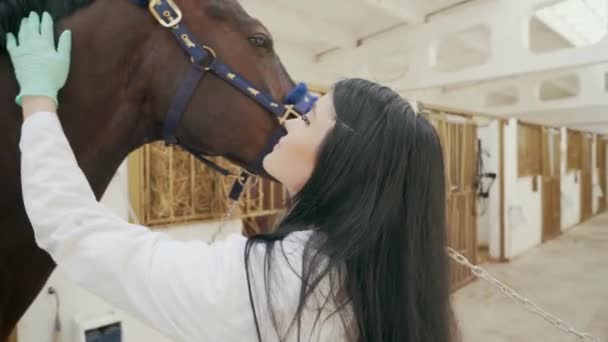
[224,170,257,199]
[234,170,257,187]
[278,105,302,125]
[149,0,182,28]
[190,46,217,71]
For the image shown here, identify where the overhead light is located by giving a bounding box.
[535,0,607,46]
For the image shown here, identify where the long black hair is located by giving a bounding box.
[245,78,457,342]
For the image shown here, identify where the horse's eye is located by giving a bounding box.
[248,34,270,49]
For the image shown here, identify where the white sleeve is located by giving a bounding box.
[18,111,282,341]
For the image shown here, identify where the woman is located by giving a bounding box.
[8,12,457,342]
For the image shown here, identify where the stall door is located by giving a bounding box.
[430,116,478,291]
[541,129,561,241]
[580,134,593,222]
[597,139,606,212]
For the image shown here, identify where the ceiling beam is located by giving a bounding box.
[568,121,608,127]
[312,0,608,90]
[405,63,608,114]
[510,107,608,125]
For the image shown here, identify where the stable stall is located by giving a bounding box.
[419,103,505,289]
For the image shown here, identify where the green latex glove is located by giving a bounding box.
[6,11,72,107]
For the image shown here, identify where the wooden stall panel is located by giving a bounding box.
[597,138,607,212]
[518,123,542,177]
[428,114,478,291]
[128,142,287,227]
[541,129,561,241]
[567,130,582,171]
[580,134,593,222]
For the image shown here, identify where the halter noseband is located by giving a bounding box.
[133,0,318,200]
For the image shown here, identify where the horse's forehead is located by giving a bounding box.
[205,0,252,22]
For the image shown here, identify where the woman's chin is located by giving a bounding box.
[262,153,275,177]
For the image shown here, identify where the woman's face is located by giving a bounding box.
[263,94,336,194]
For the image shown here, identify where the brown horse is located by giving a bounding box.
[0,0,302,338]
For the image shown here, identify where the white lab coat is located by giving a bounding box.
[19,112,350,342]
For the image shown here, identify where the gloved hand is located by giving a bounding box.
[6,11,72,107]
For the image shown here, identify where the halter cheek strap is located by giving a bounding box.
[134,0,318,200]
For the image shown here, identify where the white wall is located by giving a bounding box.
[475,121,502,259]
[503,120,543,258]
[560,128,581,230]
[17,161,243,342]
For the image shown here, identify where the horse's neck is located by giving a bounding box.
[55,0,159,199]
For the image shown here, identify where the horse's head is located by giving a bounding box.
[132,0,304,176]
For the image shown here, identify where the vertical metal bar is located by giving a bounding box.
[270,181,275,211]
[190,152,195,216]
[144,145,151,224]
[245,177,251,215]
[169,146,174,221]
[259,179,264,211]
[471,124,478,267]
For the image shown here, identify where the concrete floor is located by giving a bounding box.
[452,214,608,342]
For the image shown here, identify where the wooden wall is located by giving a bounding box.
[580,133,593,222]
[541,128,561,241]
[518,123,542,177]
[597,139,607,212]
[426,112,478,290]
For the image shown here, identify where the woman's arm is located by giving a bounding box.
[20,109,263,341]
[10,11,270,342]
[22,96,57,118]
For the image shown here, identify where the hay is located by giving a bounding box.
[137,142,285,227]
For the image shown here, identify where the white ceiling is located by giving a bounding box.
[241,0,473,55]
[240,0,608,132]
[536,0,607,47]
[242,0,606,69]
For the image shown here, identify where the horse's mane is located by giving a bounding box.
[0,0,94,52]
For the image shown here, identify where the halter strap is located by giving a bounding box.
[134,0,318,200]
[162,64,205,145]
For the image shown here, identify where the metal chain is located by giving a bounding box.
[122,162,251,243]
[446,247,599,342]
[210,173,260,242]
[209,199,240,242]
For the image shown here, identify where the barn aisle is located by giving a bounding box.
[452,214,608,341]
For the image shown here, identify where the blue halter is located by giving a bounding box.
[133,0,318,200]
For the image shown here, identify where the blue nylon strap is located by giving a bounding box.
[213,61,319,119]
[162,64,205,144]
[152,0,209,65]
[229,172,250,201]
[211,62,285,117]
[177,144,233,177]
[133,0,319,118]
[132,0,320,200]
[293,91,317,115]
[138,0,319,120]
[285,83,318,115]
